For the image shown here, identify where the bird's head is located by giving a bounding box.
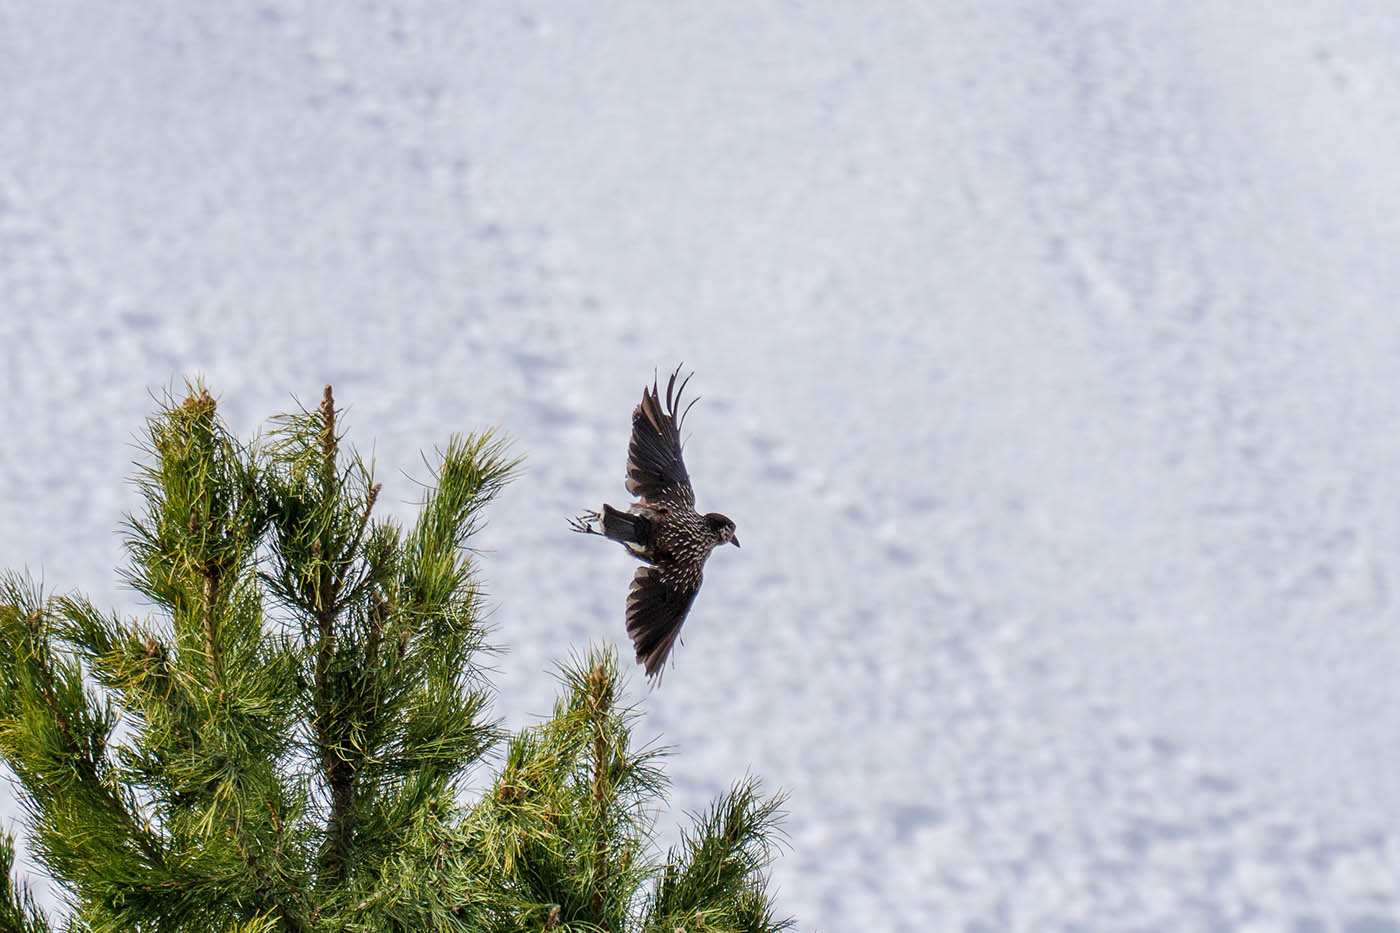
[705,512,740,548]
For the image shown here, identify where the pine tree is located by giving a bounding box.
[0,384,790,933]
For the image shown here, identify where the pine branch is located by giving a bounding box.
[264,388,518,909]
[311,387,355,894]
[645,779,792,933]
[122,385,266,680]
[588,662,615,927]
[0,581,166,872]
[0,833,51,933]
[467,649,666,931]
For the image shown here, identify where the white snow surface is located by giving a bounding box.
[5,2,1400,929]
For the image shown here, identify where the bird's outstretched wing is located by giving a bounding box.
[625,366,697,508]
[626,565,700,681]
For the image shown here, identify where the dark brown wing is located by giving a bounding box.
[625,367,697,508]
[626,565,700,681]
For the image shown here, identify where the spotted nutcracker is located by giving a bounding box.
[570,367,739,681]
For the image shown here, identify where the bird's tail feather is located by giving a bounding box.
[601,504,649,546]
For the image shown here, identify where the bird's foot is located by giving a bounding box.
[568,510,603,535]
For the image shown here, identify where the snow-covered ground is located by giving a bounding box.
[6,2,1400,927]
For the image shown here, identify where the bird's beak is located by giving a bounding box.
[731,536,741,548]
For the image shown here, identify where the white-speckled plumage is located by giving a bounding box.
[573,369,737,680]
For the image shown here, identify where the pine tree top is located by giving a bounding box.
[0,383,791,933]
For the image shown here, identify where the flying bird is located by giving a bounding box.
[570,367,739,681]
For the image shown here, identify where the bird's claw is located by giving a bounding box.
[568,510,602,535]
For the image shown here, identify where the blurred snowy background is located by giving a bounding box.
[6,1,1400,928]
